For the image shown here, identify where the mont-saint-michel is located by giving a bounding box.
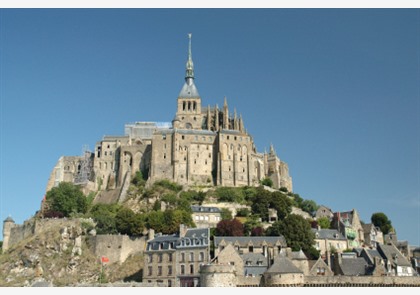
[1,34,419,287]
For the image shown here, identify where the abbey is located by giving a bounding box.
[45,35,292,200]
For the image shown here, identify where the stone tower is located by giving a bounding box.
[2,216,16,252]
[174,33,203,130]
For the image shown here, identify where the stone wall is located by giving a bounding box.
[303,275,420,287]
[89,234,147,264]
[199,264,237,287]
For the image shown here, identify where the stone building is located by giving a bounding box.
[362,223,384,248]
[190,205,221,229]
[143,224,210,287]
[44,34,293,204]
[331,209,364,248]
[312,228,348,262]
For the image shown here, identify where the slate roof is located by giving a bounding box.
[147,228,209,251]
[377,244,412,267]
[191,205,221,213]
[214,236,287,248]
[339,257,368,276]
[290,249,308,260]
[242,253,268,266]
[265,256,303,274]
[311,228,346,240]
[242,253,268,276]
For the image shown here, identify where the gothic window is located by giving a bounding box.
[188,101,191,110]
[193,101,196,110]
[183,101,186,110]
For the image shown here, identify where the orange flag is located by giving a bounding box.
[101,256,109,263]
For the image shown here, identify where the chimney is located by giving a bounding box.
[179,224,188,237]
[148,229,155,241]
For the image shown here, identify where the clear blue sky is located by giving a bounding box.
[1,8,419,246]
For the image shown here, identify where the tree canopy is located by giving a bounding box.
[215,219,244,236]
[371,212,393,234]
[45,182,88,217]
[266,214,315,252]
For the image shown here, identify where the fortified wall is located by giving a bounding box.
[89,234,147,264]
[3,218,147,265]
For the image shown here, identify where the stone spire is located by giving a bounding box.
[215,104,219,131]
[185,33,194,82]
[239,114,244,133]
[207,105,211,130]
[223,97,229,129]
[179,33,200,98]
[234,108,239,130]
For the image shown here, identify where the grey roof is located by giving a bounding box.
[214,236,287,248]
[312,228,346,240]
[184,228,209,239]
[290,249,308,260]
[265,256,303,274]
[191,205,221,213]
[339,257,368,276]
[179,80,200,98]
[377,244,412,267]
[147,228,209,251]
[241,253,268,266]
[4,216,14,222]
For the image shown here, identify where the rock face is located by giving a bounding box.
[0,218,146,287]
[0,219,100,286]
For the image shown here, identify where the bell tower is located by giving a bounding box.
[175,33,202,130]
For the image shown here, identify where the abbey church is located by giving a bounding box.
[45,35,293,201]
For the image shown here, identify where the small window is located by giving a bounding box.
[168,253,173,262]
[148,266,152,276]
[168,266,172,275]
[181,265,185,274]
[182,135,185,140]
[190,264,194,274]
[163,134,166,140]
[158,266,162,276]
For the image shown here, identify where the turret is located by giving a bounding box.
[3,216,15,252]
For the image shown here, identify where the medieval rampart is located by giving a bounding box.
[89,234,147,264]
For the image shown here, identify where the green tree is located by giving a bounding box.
[270,191,293,220]
[317,216,331,229]
[220,208,233,220]
[260,177,273,188]
[243,215,263,236]
[162,209,194,234]
[250,186,271,221]
[115,207,144,236]
[45,182,88,217]
[132,170,146,186]
[146,211,165,233]
[300,199,319,216]
[266,214,315,252]
[371,212,393,234]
